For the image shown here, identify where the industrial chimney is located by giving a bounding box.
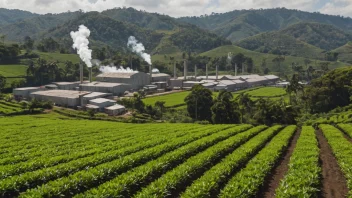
[174,62,177,79]
[184,60,187,80]
[149,64,153,84]
[242,64,244,75]
[235,63,237,76]
[89,67,92,83]
[194,65,197,78]
[206,64,208,80]
[80,61,83,84]
[216,65,219,81]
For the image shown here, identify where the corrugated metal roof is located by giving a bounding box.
[219,80,236,85]
[96,72,139,78]
[151,73,171,77]
[30,90,90,98]
[90,98,116,104]
[83,92,112,98]
[86,104,100,109]
[80,82,127,88]
[264,75,280,80]
[105,105,125,110]
[14,87,41,91]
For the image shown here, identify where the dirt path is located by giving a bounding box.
[258,129,300,198]
[316,129,348,198]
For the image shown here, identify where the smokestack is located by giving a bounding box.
[184,60,187,80]
[194,65,197,78]
[206,64,208,80]
[80,61,83,84]
[242,64,244,75]
[174,62,177,79]
[235,63,237,76]
[89,67,92,83]
[216,65,218,81]
[149,64,152,84]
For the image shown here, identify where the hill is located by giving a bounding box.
[234,32,324,59]
[0,12,82,42]
[0,8,37,27]
[101,7,180,31]
[279,22,352,51]
[178,8,352,42]
[200,45,346,75]
[332,42,352,64]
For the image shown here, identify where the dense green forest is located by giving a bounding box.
[178,8,352,42]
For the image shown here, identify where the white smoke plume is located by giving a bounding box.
[127,36,151,65]
[100,66,137,73]
[70,25,92,68]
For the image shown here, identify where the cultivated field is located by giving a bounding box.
[143,87,288,108]
[1,114,352,197]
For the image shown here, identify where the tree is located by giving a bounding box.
[0,74,6,93]
[272,55,285,74]
[286,74,304,104]
[235,93,254,123]
[24,36,34,52]
[245,58,254,73]
[231,53,246,73]
[185,85,213,121]
[304,59,311,69]
[211,90,240,124]
[0,35,5,44]
[10,79,25,89]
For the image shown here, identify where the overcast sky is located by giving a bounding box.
[0,0,351,17]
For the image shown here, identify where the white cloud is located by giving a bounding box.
[0,0,350,17]
[320,0,352,17]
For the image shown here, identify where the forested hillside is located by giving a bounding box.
[178,8,352,42]
[235,32,324,59]
[0,8,37,26]
[279,22,352,51]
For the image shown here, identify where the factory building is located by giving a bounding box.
[151,73,171,83]
[264,75,280,84]
[105,105,126,116]
[89,98,116,111]
[13,87,45,99]
[82,92,113,106]
[96,72,150,89]
[80,82,131,96]
[53,82,81,90]
[245,76,270,87]
[29,90,90,107]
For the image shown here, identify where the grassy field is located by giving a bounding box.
[143,87,288,108]
[332,42,352,64]
[0,64,27,87]
[36,51,80,66]
[200,45,348,73]
[0,64,27,77]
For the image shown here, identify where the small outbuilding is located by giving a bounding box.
[105,104,126,116]
[82,92,113,105]
[89,98,116,111]
[13,87,44,99]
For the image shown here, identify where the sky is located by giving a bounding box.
[1,0,352,18]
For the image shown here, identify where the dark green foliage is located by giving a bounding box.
[304,67,352,113]
[0,44,20,61]
[36,37,60,52]
[0,8,37,26]
[178,8,352,42]
[170,24,231,52]
[0,74,6,92]
[279,22,352,51]
[211,91,240,124]
[185,85,213,121]
[235,32,324,59]
[102,7,178,31]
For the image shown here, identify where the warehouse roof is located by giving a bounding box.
[232,80,246,84]
[81,82,128,88]
[30,90,90,99]
[86,104,100,109]
[219,80,236,85]
[90,98,116,104]
[151,73,171,77]
[105,104,125,110]
[83,92,113,98]
[264,75,280,80]
[53,82,80,85]
[245,77,268,83]
[97,72,139,78]
[14,87,42,91]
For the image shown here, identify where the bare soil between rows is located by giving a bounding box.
[258,129,300,198]
[316,129,348,198]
